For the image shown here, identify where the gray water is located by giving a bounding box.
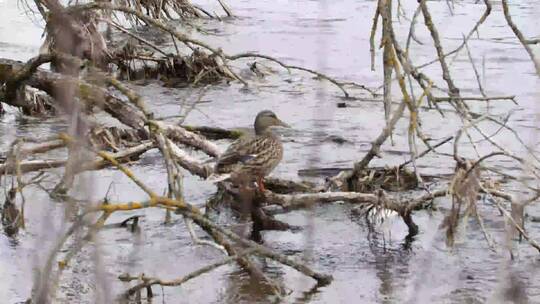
[1,0,540,303]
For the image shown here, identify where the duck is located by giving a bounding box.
[213,110,289,192]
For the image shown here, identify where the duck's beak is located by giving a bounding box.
[276,118,291,128]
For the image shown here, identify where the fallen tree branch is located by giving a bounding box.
[433,96,516,103]
[265,188,447,235]
[152,120,221,157]
[121,248,257,297]
[3,54,54,108]
[0,57,147,129]
[19,139,66,157]
[166,137,212,178]
[266,191,377,210]
[0,140,154,175]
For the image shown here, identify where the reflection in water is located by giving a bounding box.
[223,262,283,304]
[368,230,413,303]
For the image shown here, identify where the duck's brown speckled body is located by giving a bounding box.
[214,110,289,191]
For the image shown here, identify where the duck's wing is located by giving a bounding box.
[215,136,273,173]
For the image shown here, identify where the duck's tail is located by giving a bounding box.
[206,173,232,183]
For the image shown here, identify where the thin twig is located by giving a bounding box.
[501,0,540,75]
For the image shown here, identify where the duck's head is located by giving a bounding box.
[254,110,290,135]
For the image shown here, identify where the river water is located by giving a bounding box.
[1,0,540,303]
